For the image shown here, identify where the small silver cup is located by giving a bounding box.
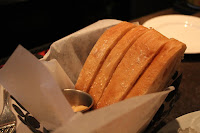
[62,89,94,112]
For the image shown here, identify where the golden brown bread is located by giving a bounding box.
[75,21,136,92]
[125,38,186,99]
[95,29,169,109]
[89,25,149,107]
[75,21,186,109]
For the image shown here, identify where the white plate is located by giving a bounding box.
[143,15,200,54]
[158,111,200,132]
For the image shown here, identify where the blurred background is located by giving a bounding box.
[0,0,174,58]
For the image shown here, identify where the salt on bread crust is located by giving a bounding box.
[89,25,149,107]
[75,22,136,92]
[96,29,169,108]
[75,22,186,109]
[125,38,186,98]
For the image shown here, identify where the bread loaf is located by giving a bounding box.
[125,38,186,99]
[96,29,169,108]
[75,21,186,109]
[75,22,136,92]
[89,25,149,107]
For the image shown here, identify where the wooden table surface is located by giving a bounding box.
[131,8,200,127]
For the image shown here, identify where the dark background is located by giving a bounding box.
[0,0,174,58]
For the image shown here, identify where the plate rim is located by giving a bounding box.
[143,14,200,54]
[143,14,200,26]
[158,111,200,132]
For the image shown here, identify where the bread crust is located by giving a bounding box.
[89,25,149,106]
[75,22,187,109]
[75,22,136,92]
[96,29,169,109]
[125,38,186,99]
